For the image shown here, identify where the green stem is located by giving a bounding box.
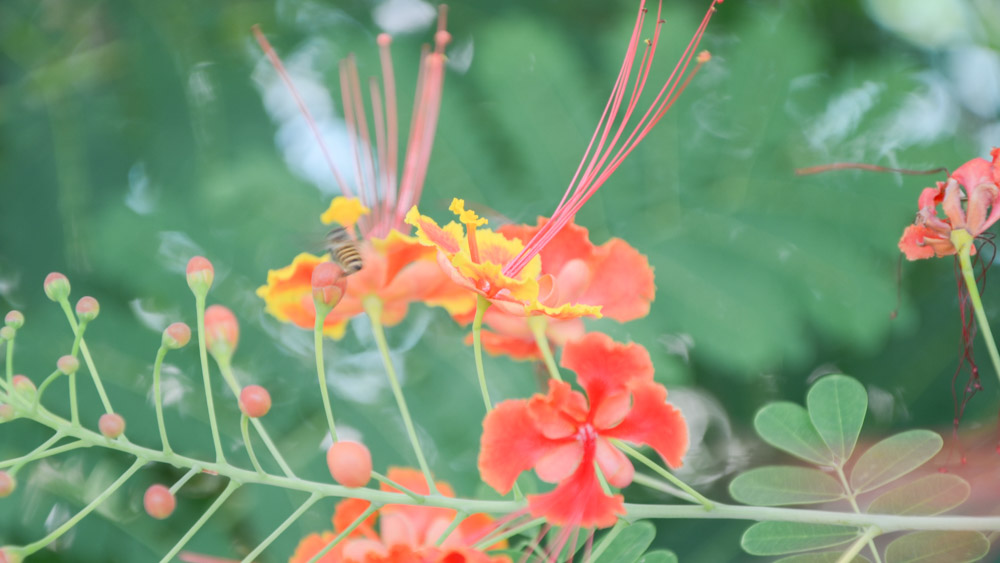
[7,431,64,475]
[612,439,713,510]
[170,465,201,495]
[434,511,468,546]
[68,372,79,425]
[837,526,881,563]
[58,298,114,415]
[35,369,65,403]
[835,465,882,563]
[241,414,265,474]
[216,359,296,478]
[241,492,321,563]
[631,472,693,501]
[527,316,562,381]
[152,346,172,454]
[371,470,425,501]
[953,229,1000,388]
[307,503,381,563]
[471,294,494,411]
[313,301,339,441]
[586,519,626,563]
[473,516,546,550]
[16,457,145,558]
[363,296,438,496]
[159,480,241,563]
[194,293,227,464]
[0,441,86,469]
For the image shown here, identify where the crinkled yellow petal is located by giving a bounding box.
[526,301,603,320]
[321,196,370,227]
[452,252,540,302]
[405,206,465,255]
[449,198,488,227]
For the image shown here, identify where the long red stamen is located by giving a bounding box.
[503,0,721,277]
[252,25,353,199]
[795,162,949,176]
[377,32,399,236]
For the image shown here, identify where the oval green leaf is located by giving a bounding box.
[741,522,860,555]
[884,531,988,563]
[638,550,678,563]
[807,375,868,463]
[730,466,845,506]
[592,521,656,563]
[775,552,871,563]
[867,473,970,516]
[849,430,943,493]
[755,402,835,465]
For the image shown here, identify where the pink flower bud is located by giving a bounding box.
[311,262,348,309]
[0,327,13,342]
[204,305,239,361]
[57,355,80,375]
[239,385,272,418]
[0,547,22,563]
[75,296,100,322]
[43,272,71,302]
[99,413,126,439]
[11,375,35,396]
[186,256,215,295]
[326,441,372,488]
[4,311,23,330]
[162,322,192,350]
[0,471,15,498]
[0,404,14,422]
[143,484,176,519]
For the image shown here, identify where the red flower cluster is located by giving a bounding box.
[899,148,1000,260]
[478,333,688,528]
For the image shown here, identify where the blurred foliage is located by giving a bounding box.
[2,0,1000,561]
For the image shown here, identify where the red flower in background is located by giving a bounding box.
[478,333,688,528]
[290,468,508,563]
[899,148,1000,260]
[470,218,655,360]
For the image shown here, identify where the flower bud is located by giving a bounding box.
[4,311,23,330]
[0,471,15,498]
[162,322,191,349]
[326,441,372,488]
[11,375,35,397]
[75,296,100,322]
[43,272,71,302]
[0,404,14,422]
[57,355,80,375]
[239,385,271,418]
[204,305,239,362]
[0,547,22,563]
[0,327,13,342]
[99,413,126,439]
[186,256,214,296]
[311,262,348,310]
[144,484,176,519]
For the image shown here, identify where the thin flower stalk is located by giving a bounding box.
[194,293,226,464]
[305,503,381,563]
[241,492,321,563]
[953,229,1000,388]
[472,294,495,411]
[57,297,115,415]
[160,480,242,563]
[170,465,201,494]
[610,439,711,509]
[313,300,339,441]
[504,0,721,278]
[152,345,173,453]
[527,316,562,381]
[4,431,64,477]
[5,334,13,388]
[241,414,266,474]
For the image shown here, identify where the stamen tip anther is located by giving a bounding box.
[644,38,652,46]
[377,33,392,47]
[697,50,711,63]
[435,29,452,47]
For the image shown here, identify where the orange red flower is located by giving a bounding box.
[478,333,688,528]
[899,148,1000,260]
[472,218,655,360]
[289,468,509,563]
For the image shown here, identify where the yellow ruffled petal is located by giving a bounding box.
[405,206,465,255]
[257,252,328,324]
[321,196,370,227]
[449,198,488,227]
[526,301,602,320]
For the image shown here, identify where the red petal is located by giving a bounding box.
[952,157,994,191]
[561,333,654,413]
[898,224,949,260]
[601,381,688,468]
[535,441,585,483]
[333,497,378,539]
[595,437,635,488]
[527,458,625,529]
[527,381,588,438]
[577,238,655,322]
[479,400,562,494]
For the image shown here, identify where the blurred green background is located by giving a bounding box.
[2,0,1000,560]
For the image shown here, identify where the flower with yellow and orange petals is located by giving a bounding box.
[405,200,602,320]
[471,218,655,360]
[289,468,509,563]
[256,9,476,335]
